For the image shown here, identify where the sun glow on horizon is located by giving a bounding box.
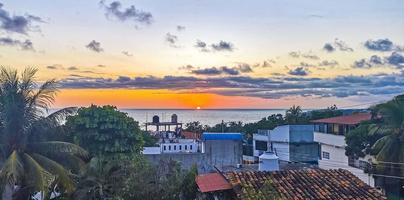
[196,106,201,110]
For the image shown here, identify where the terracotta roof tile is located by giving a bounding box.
[225,169,386,200]
[196,173,232,193]
[311,113,371,125]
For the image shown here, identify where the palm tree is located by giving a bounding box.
[285,105,304,124]
[369,94,404,197]
[370,95,404,173]
[0,67,89,199]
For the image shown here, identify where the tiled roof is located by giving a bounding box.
[311,112,371,125]
[182,131,201,140]
[196,173,232,193]
[225,169,386,200]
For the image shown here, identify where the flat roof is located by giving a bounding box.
[311,112,371,125]
[202,132,242,140]
[142,147,161,155]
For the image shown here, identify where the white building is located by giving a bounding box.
[253,125,319,163]
[312,112,375,186]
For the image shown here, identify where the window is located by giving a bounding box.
[174,145,176,150]
[169,145,171,151]
[190,145,193,150]
[255,141,268,151]
[185,145,187,150]
[179,145,182,150]
[163,146,166,151]
[322,151,330,159]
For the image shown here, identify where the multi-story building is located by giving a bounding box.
[312,112,374,186]
[252,125,319,164]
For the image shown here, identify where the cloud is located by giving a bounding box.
[68,66,78,71]
[165,33,179,48]
[323,39,353,52]
[99,1,153,25]
[289,51,319,60]
[194,40,209,52]
[59,73,404,99]
[46,64,63,70]
[323,43,335,52]
[187,64,253,76]
[191,66,238,76]
[211,40,234,52]
[176,25,185,31]
[236,63,253,73]
[319,60,339,67]
[364,38,403,52]
[0,3,43,34]
[0,37,34,51]
[86,40,103,52]
[386,52,404,68]
[122,51,133,57]
[288,67,309,76]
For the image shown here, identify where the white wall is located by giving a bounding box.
[270,125,290,142]
[161,143,198,153]
[272,143,290,162]
[314,131,345,147]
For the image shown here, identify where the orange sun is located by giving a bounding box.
[196,106,201,110]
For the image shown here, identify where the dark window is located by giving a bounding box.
[169,145,171,150]
[255,141,268,151]
[164,146,166,151]
[179,145,182,150]
[174,145,176,150]
[322,151,330,159]
[185,145,187,150]
[190,145,193,150]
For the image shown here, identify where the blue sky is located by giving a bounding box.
[1,0,404,108]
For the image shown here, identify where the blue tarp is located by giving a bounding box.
[202,132,242,140]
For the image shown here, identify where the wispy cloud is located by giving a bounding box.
[364,38,403,52]
[176,25,185,31]
[0,3,43,34]
[122,51,133,57]
[165,33,179,48]
[86,40,103,52]
[99,0,153,25]
[288,67,309,76]
[211,40,234,52]
[323,38,353,52]
[0,37,34,51]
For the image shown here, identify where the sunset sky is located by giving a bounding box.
[1,0,404,109]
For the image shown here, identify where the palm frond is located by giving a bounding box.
[19,67,38,93]
[45,107,78,126]
[31,153,75,194]
[28,79,59,111]
[28,141,90,160]
[0,150,24,186]
[21,153,54,198]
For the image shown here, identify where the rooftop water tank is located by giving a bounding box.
[259,152,279,172]
[171,114,178,123]
[152,115,160,123]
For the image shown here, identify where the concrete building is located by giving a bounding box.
[312,112,375,186]
[202,132,243,170]
[253,125,319,163]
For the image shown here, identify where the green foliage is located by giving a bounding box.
[113,159,191,200]
[141,130,158,147]
[66,105,144,161]
[185,121,205,133]
[181,165,198,200]
[309,105,343,120]
[0,67,89,199]
[345,121,385,158]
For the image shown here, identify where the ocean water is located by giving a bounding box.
[121,109,287,127]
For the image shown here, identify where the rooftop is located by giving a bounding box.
[195,173,232,193]
[224,169,385,200]
[311,112,371,125]
[202,132,243,141]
